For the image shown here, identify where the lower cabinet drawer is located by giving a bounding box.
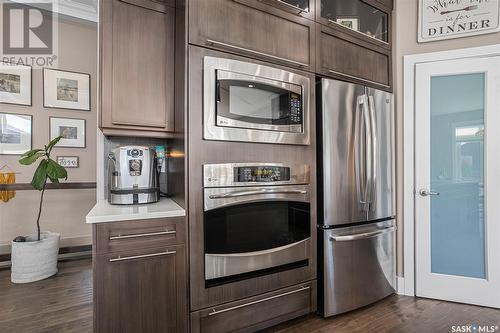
[94,217,185,254]
[191,281,316,333]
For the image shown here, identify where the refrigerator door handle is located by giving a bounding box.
[355,95,368,210]
[368,95,377,210]
[329,226,396,242]
[361,94,373,210]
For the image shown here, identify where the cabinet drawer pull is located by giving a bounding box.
[206,39,308,68]
[109,250,176,262]
[109,229,176,240]
[327,69,390,89]
[208,285,310,316]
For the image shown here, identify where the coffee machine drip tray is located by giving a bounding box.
[109,187,160,205]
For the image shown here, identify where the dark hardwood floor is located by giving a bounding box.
[0,259,93,333]
[0,259,498,333]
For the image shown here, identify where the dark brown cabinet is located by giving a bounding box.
[316,21,392,90]
[93,218,187,333]
[189,0,316,71]
[241,0,316,20]
[375,0,393,9]
[190,281,316,333]
[315,0,391,47]
[100,0,175,137]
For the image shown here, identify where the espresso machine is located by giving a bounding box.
[107,146,160,205]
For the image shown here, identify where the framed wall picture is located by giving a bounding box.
[0,113,32,155]
[336,16,360,32]
[57,156,79,168]
[418,0,500,42]
[43,68,90,111]
[49,117,86,148]
[0,62,32,106]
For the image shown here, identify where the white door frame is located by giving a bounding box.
[402,43,500,297]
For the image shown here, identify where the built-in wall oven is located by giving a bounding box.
[203,163,311,287]
[203,57,311,145]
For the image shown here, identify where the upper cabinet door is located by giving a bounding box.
[316,0,390,47]
[189,0,315,71]
[100,0,175,137]
[316,24,391,90]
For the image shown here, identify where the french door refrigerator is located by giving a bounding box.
[317,78,396,317]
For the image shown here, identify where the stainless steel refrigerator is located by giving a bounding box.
[317,78,396,317]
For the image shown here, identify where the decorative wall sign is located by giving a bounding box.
[418,0,500,43]
[57,156,79,168]
[0,62,32,106]
[43,68,90,111]
[49,117,86,148]
[0,113,32,155]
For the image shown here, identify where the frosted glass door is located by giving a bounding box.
[430,73,485,279]
[415,57,500,308]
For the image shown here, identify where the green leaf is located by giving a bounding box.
[21,149,44,157]
[48,176,60,184]
[31,160,48,191]
[46,136,63,154]
[46,159,68,181]
[19,152,45,165]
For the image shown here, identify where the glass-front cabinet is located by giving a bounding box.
[319,0,389,44]
[257,0,314,19]
[279,0,310,11]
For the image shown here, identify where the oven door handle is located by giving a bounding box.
[208,189,307,199]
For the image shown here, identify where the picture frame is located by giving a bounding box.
[49,117,86,148]
[336,16,360,32]
[0,62,32,106]
[43,68,90,111]
[57,156,79,168]
[0,113,33,155]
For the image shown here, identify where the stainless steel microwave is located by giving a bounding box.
[203,56,311,145]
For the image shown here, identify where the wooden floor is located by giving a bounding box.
[0,260,499,333]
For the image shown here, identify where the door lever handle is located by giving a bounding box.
[419,189,440,197]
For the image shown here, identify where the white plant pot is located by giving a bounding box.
[11,231,60,284]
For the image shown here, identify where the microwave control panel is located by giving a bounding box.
[289,93,302,124]
[235,166,291,183]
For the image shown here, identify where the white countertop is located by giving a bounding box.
[86,198,185,224]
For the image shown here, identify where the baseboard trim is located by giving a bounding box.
[397,276,406,295]
[0,245,92,270]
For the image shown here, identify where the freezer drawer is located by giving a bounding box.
[320,220,396,317]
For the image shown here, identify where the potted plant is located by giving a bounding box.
[11,136,68,284]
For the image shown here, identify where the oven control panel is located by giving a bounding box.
[235,166,291,183]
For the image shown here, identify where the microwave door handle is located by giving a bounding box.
[208,189,307,199]
[354,96,366,210]
[368,95,377,210]
[216,78,221,103]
